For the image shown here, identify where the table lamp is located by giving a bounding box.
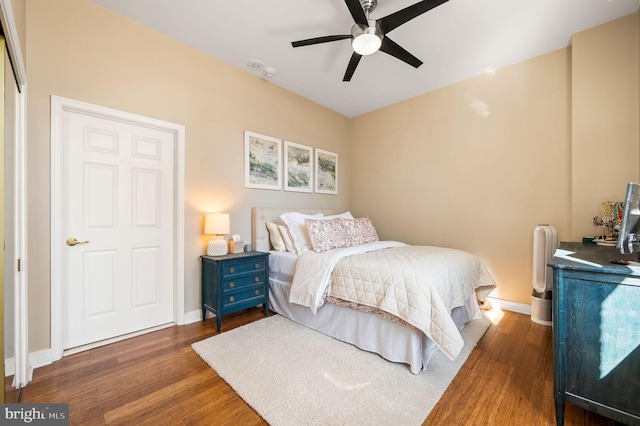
[204,213,230,256]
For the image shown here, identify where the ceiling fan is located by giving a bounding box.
[291,0,449,81]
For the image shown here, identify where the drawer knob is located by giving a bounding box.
[254,263,261,269]
[229,282,235,288]
[229,296,235,303]
[254,276,260,283]
[255,290,260,296]
[229,267,235,274]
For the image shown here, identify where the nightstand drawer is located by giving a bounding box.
[222,285,266,308]
[223,274,265,291]
[222,259,266,276]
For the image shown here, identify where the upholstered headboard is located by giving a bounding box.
[251,207,338,252]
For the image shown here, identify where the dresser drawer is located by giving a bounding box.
[221,285,266,308]
[223,273,266,291]
[221,258,266,276]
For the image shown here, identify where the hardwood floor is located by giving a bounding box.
[5,308,620,425]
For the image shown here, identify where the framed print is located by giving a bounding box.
[244,131,282,190]
[315,148,338,195]
[284,141,313,193]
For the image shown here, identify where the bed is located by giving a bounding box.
[251,207,496,374]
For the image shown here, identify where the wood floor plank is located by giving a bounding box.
[5,307,618,425]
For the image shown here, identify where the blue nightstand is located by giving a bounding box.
[201,251,270,331]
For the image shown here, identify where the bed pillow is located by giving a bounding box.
[340,217,379,245]
[305,218,350,253]
[265,221,286,252]
[278,224,297,253]
[280,212,324,254]
[324,211,354,220]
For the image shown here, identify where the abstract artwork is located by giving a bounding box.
[284,141,313,193]
[244,131,282,190]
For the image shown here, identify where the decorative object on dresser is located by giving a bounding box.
[228,234,245,254]
[549,242,640,425]
[204,213,230,256]
[592,200,623,246]
[201,251,270,331]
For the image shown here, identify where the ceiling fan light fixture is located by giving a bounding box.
[351,23,382,56]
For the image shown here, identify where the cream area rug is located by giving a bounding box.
[192,314,490,426]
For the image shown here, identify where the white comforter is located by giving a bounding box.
[289,242,496,360]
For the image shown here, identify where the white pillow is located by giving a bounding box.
[324,211,354,220]
[266,221,286,252]
[280,212,324,254]
[278,224,297,253]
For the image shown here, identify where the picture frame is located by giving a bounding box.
[244,131,282,190]
[315,148,338,195]
[284,141,313,193]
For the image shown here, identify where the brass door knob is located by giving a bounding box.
[66,237,90,246]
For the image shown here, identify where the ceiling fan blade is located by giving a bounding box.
[378,0,449,34]
[379,37,423,68]
[291,34,351,48]
[343,52,363,81]
[345,0,368,25]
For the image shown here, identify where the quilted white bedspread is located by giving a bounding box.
[289,242,496,360]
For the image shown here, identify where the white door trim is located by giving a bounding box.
[50,96,185,361]
[0,0,30,388]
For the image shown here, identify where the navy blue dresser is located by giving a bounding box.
[549,242,640,425]
[201,251,270,331]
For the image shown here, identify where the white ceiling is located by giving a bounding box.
[89,0,640,117]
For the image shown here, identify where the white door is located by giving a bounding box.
[61,110,175,350]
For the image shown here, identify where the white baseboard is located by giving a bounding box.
[29,348,53,370]
[184,309,203,324]
[487,297,531,315]
[184,309,217,324]
[4,357,15,376]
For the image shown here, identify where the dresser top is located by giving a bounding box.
[549,242,640,276]
[201,251,270,261]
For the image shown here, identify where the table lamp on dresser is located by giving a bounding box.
[204,213,230,256]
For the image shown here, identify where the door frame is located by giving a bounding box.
[0,0,29,391]
[50,96,185,361]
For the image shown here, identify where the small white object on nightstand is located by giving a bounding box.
[204,213,230,256]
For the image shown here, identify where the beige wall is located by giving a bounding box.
[572,13,640,240]
[351,49,572,304]
[10,0,25,62]
[351,12,639,304]
[26,0,351,351]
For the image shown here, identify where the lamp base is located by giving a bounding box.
[207,238,228,256]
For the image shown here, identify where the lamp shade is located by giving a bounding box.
[204,213,230,235]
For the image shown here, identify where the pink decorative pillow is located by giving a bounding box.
[305,218,349,253]
[339,217,379,245]
[305,217,379,252]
